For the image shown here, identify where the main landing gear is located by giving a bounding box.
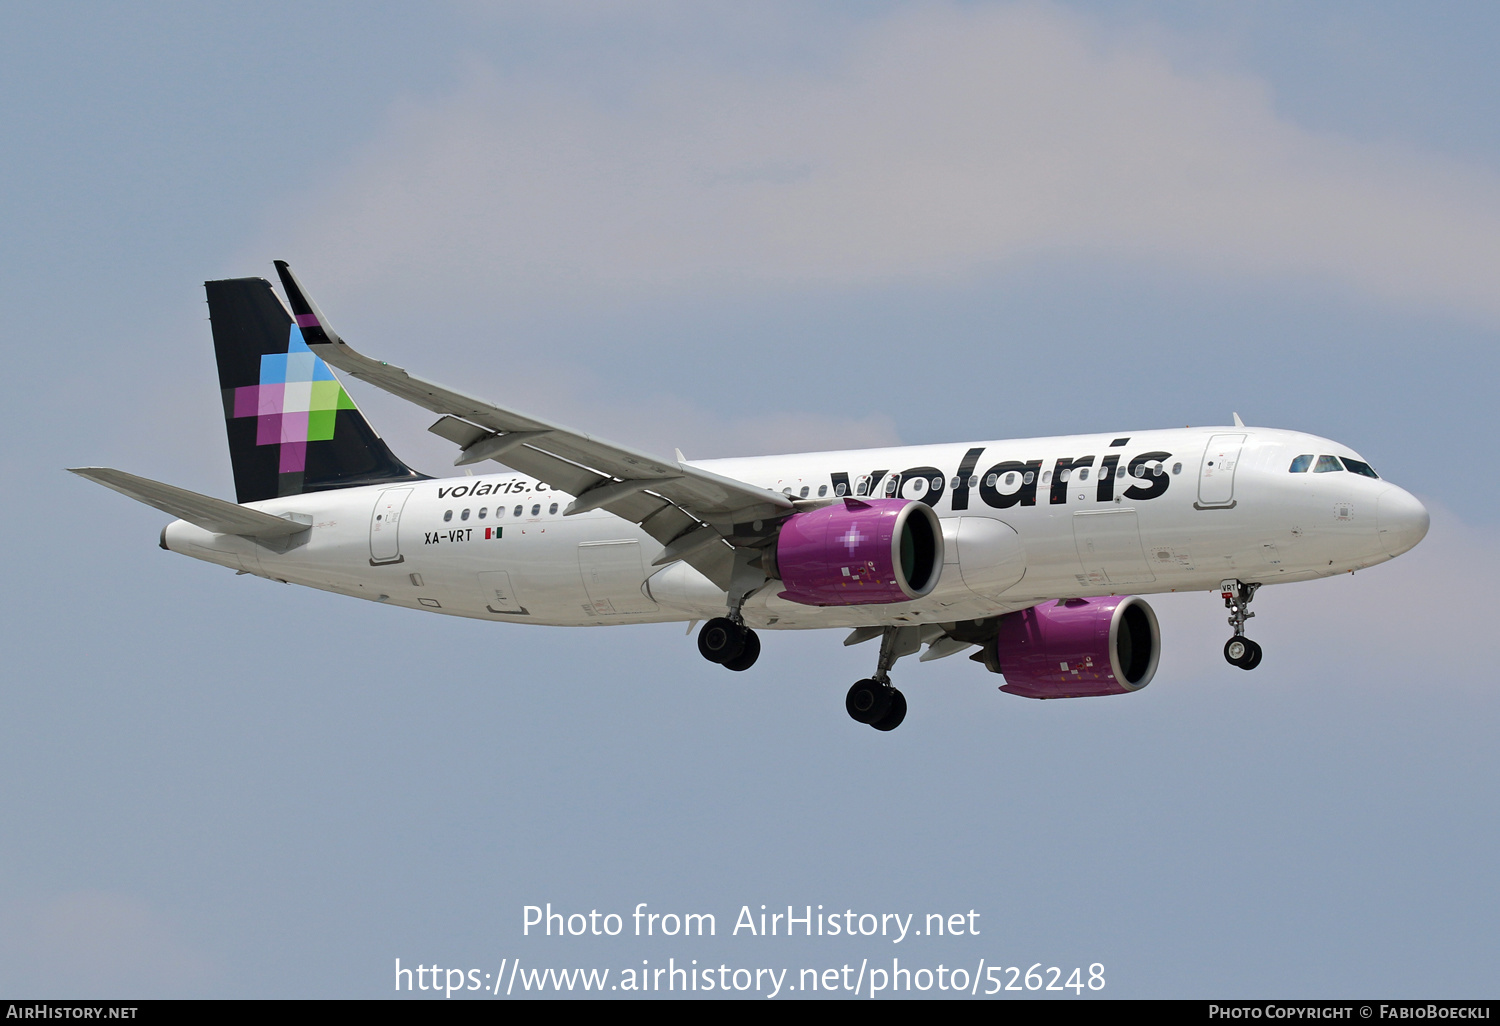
[846,679,907,731]
[698,550,767,672]
[1220,579,1263,670]
[845,627,910,731]
[697,617,761,672]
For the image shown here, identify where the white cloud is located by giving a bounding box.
[268,2,1500,323]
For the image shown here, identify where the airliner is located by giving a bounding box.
[72,263,1430,731]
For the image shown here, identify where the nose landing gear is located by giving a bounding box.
[1221,579,1263,670]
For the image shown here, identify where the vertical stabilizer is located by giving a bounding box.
[205,277,424,503]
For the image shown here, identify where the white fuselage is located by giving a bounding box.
[161,427,1429,630]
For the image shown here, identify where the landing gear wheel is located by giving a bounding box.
[870,688,907,731]
[1223,637,1263,670]
[721,629,760,671]
[698,617,745,664]
[845,678,894,724]
[1241,638,1262,670]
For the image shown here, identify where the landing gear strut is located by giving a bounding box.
[845,627,909,730]
[695,546,767,672]
[698,617,760,671]
[1220,579,1263,670]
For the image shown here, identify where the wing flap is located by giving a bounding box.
[493,445,609,499]
[428,415,490,449]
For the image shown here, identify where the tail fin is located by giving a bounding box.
[205,276,425,503]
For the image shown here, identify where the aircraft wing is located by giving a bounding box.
[273,261,794,588]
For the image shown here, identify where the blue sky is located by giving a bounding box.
[2,1,1496,997]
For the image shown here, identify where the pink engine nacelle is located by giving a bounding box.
[775,498,943,606]
[988,595,1161,699]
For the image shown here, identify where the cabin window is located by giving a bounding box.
[818,485,828,497]
[531,504,541,516]
[1077,468,1089,481]
[1023,471,1034,485]
[1341,457,1380,479]
[513,505,523,517]
[1172,463,1182,475]
[443,510,452,522]
[549,503,559,515]
[460,508,470,521]
[1314,455,1343,473]
[1058,469,1070,483]
[833,483,846,496]
[950,477,961,490]
[985,474,998,487]
[1289,454,1314,473]
[799,486,809,498]
[478,507,487,519]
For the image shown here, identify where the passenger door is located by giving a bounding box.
[369,487,412,565]
[1197,433,1246,508]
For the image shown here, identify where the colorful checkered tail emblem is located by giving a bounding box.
[205,276,424,503]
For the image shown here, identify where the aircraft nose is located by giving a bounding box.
[1376,486,1430,557]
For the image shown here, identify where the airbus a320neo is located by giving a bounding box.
[73,263,1429,731]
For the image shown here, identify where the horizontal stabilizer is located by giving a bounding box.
[68,468,311,538]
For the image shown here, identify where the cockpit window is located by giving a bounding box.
[1289,454,1313,473]
[1314,455,1343,473]
[1340,457,1379,479]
